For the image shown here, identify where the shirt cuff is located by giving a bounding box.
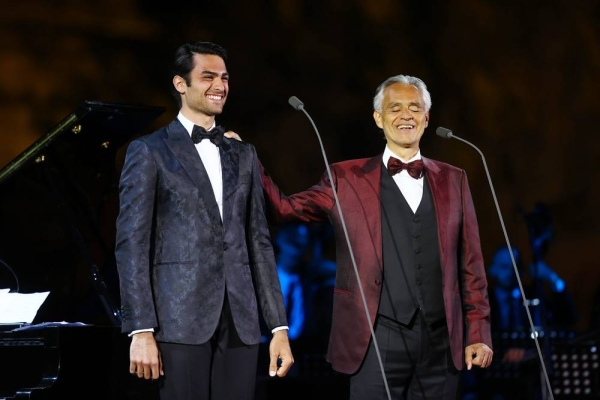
[271,326,289,334]
[128,328,154,337]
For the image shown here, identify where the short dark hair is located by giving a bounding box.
[170,41,228,108]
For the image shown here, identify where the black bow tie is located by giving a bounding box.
[387,157,424,179]
[191,125,224,147]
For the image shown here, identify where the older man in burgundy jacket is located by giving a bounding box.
[257,75,493,399]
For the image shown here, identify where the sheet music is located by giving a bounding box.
[0,289,50,323]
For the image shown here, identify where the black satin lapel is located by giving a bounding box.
[219,139,238,229]
[164,121,222,227]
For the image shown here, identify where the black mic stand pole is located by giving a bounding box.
[289,96,392,400]
[525,216,554,400]
[436,127,554,400]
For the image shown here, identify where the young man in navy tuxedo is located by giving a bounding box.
[115,41,293,400]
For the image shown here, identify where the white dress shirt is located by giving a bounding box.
[178,113,223,220]
[382,146,424,213]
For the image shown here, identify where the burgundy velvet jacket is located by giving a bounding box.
[261,154,492,374]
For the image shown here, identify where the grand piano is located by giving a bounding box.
[0,101,164,399]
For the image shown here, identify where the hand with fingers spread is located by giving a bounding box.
[129,331,163,380]
[269,330,294,377]
[465,343,493,370]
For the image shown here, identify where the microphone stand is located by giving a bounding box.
[289,96,393,400]
[525,217,554,400]
[436,127,554,400]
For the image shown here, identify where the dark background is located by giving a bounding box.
[0,0,598,376]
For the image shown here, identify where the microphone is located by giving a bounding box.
[288,96,304,111]
[437,126,555,400]
[289,96,392,400]
[435,126,453,139]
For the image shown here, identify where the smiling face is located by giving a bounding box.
[373,83,429,158]
[174,53,228,125]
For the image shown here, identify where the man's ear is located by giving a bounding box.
[373,110,383,129]
[173,75,186,95]
[424,111,430,128]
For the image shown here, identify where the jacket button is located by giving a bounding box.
[375,279,381,286]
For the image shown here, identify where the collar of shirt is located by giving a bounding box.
[177,111,223,221]
[177,112,216,138]
[382,146,424,213]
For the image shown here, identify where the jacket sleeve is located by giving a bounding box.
[115,140,158,333]
[459,170,492,348]
[259,161,336,224]
[246,145,288,330]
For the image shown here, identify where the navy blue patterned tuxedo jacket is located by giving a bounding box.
[115,118,287,345]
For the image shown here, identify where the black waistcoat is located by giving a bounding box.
[378,168,446,325]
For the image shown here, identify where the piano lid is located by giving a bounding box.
[0,100,165,325]
[0,100,165,185]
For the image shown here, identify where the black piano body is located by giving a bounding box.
[0,325,159,399]
[0,101,164,398]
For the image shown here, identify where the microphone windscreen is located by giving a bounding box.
[288,96,304,111]
[436,127,453,139]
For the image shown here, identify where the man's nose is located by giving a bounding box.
[400,111,414,119]
[213,78,225,90]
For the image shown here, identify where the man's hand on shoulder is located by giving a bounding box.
[225,131,242,141]
[465,342,493,370]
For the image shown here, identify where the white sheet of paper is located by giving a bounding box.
[0,289,50,323]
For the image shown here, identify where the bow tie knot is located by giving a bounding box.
[387,157,424,179]
[192,125,224,147]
